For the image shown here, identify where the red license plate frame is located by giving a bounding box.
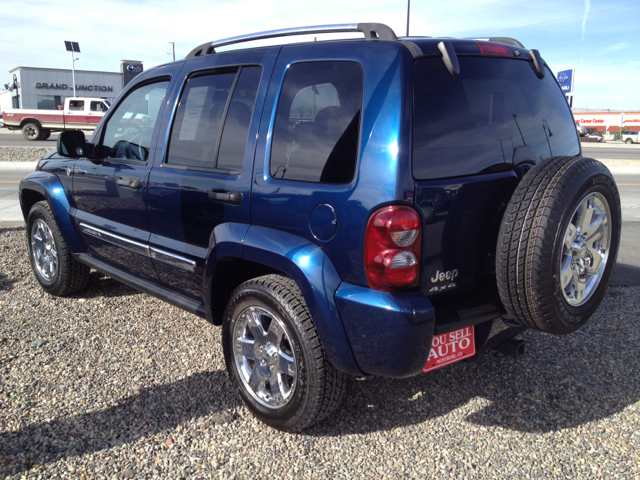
[423,325,475,373]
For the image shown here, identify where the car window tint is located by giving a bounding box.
[102,81,169,162]
[69,100,84,111]
[270,61,362,184]
[216,67,261,171]
[413,57,580,179]
[166,73,236,169]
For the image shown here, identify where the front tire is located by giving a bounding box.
[22,123,41,141]
[496,157,621,334]
[222,275,347,431]
[27,201,90,296]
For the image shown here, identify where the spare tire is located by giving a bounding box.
[496,156,621,334]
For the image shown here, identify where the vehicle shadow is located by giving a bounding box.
[0,371,238,472]
[610,262,640,287]
[0,271,13,292]
[73,271,144,299]
[307,287,639,436]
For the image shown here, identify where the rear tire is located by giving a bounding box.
[39,129,51,140]
[22,123,41,141]
[626,138,633,144]
[27,201,90,296]
[222,275,347,431]
[496,157,621,334]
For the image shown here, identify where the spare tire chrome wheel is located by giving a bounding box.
[559,192,611,306]
[222,275,347,431]
[497,157,621,334]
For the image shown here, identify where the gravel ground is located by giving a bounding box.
[1,226,639,479]
[0,148,52,163]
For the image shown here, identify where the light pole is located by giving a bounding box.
[168,42,175,62]
[64,41,81,97]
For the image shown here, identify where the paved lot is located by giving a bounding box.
[0,227,638,479]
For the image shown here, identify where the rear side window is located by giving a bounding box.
[69,100,84,111]
[166,66,261,171]
[270,61,363,184]
[413,57,580,179]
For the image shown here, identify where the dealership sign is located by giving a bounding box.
[35,83,114,92]
[557,69,574,94]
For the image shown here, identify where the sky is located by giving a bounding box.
[1,0,639,110]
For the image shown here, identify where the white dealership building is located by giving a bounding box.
[2,61,144,112]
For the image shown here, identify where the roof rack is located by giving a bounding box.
[472,37,525,48]
[186,23,398,58]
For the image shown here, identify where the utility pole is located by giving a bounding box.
[169,42,175,62]
[406,0,410,36]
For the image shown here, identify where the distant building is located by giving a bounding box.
[572,110,640,134]
[6,66,123,110]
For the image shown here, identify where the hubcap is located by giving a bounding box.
[232,306,297,409]
[559,192,611,306]
[31,219,58,282]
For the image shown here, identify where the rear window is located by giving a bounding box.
[413,57,580,179]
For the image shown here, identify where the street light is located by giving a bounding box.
[64,41,81,97]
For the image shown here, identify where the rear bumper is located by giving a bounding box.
[335,283,436,377]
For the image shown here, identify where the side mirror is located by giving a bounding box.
[57,130,86,158]
[57,130,98,161]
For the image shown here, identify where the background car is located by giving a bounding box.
[621,130,639,144]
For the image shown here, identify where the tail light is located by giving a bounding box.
[364,205,422,291]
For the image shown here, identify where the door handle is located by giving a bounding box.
[116,176,141,189]
[208,189,242,205]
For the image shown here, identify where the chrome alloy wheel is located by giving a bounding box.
[31,219,58,282]
[559,192,611,306]
[232,306,297,409]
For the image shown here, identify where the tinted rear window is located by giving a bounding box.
[413,57,580,179]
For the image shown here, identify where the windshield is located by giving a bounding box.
[412,56,580,180]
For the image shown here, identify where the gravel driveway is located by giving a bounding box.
[1,226,638,479]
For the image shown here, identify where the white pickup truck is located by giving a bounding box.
[1,97,110,141]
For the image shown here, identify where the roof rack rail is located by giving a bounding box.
[186,23,398,58]
[472,37,525,48]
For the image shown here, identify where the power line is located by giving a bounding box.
[410,0,538,29]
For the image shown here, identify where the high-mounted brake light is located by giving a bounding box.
[364,205,422,291]
[477,41,514,57]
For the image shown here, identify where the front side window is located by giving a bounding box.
[270,61,363,184]
[91,101,106,112]
[101,81,169,161]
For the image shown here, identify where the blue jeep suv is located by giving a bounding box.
[20,23,621,431]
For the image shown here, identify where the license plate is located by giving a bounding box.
[423,326,475,373]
